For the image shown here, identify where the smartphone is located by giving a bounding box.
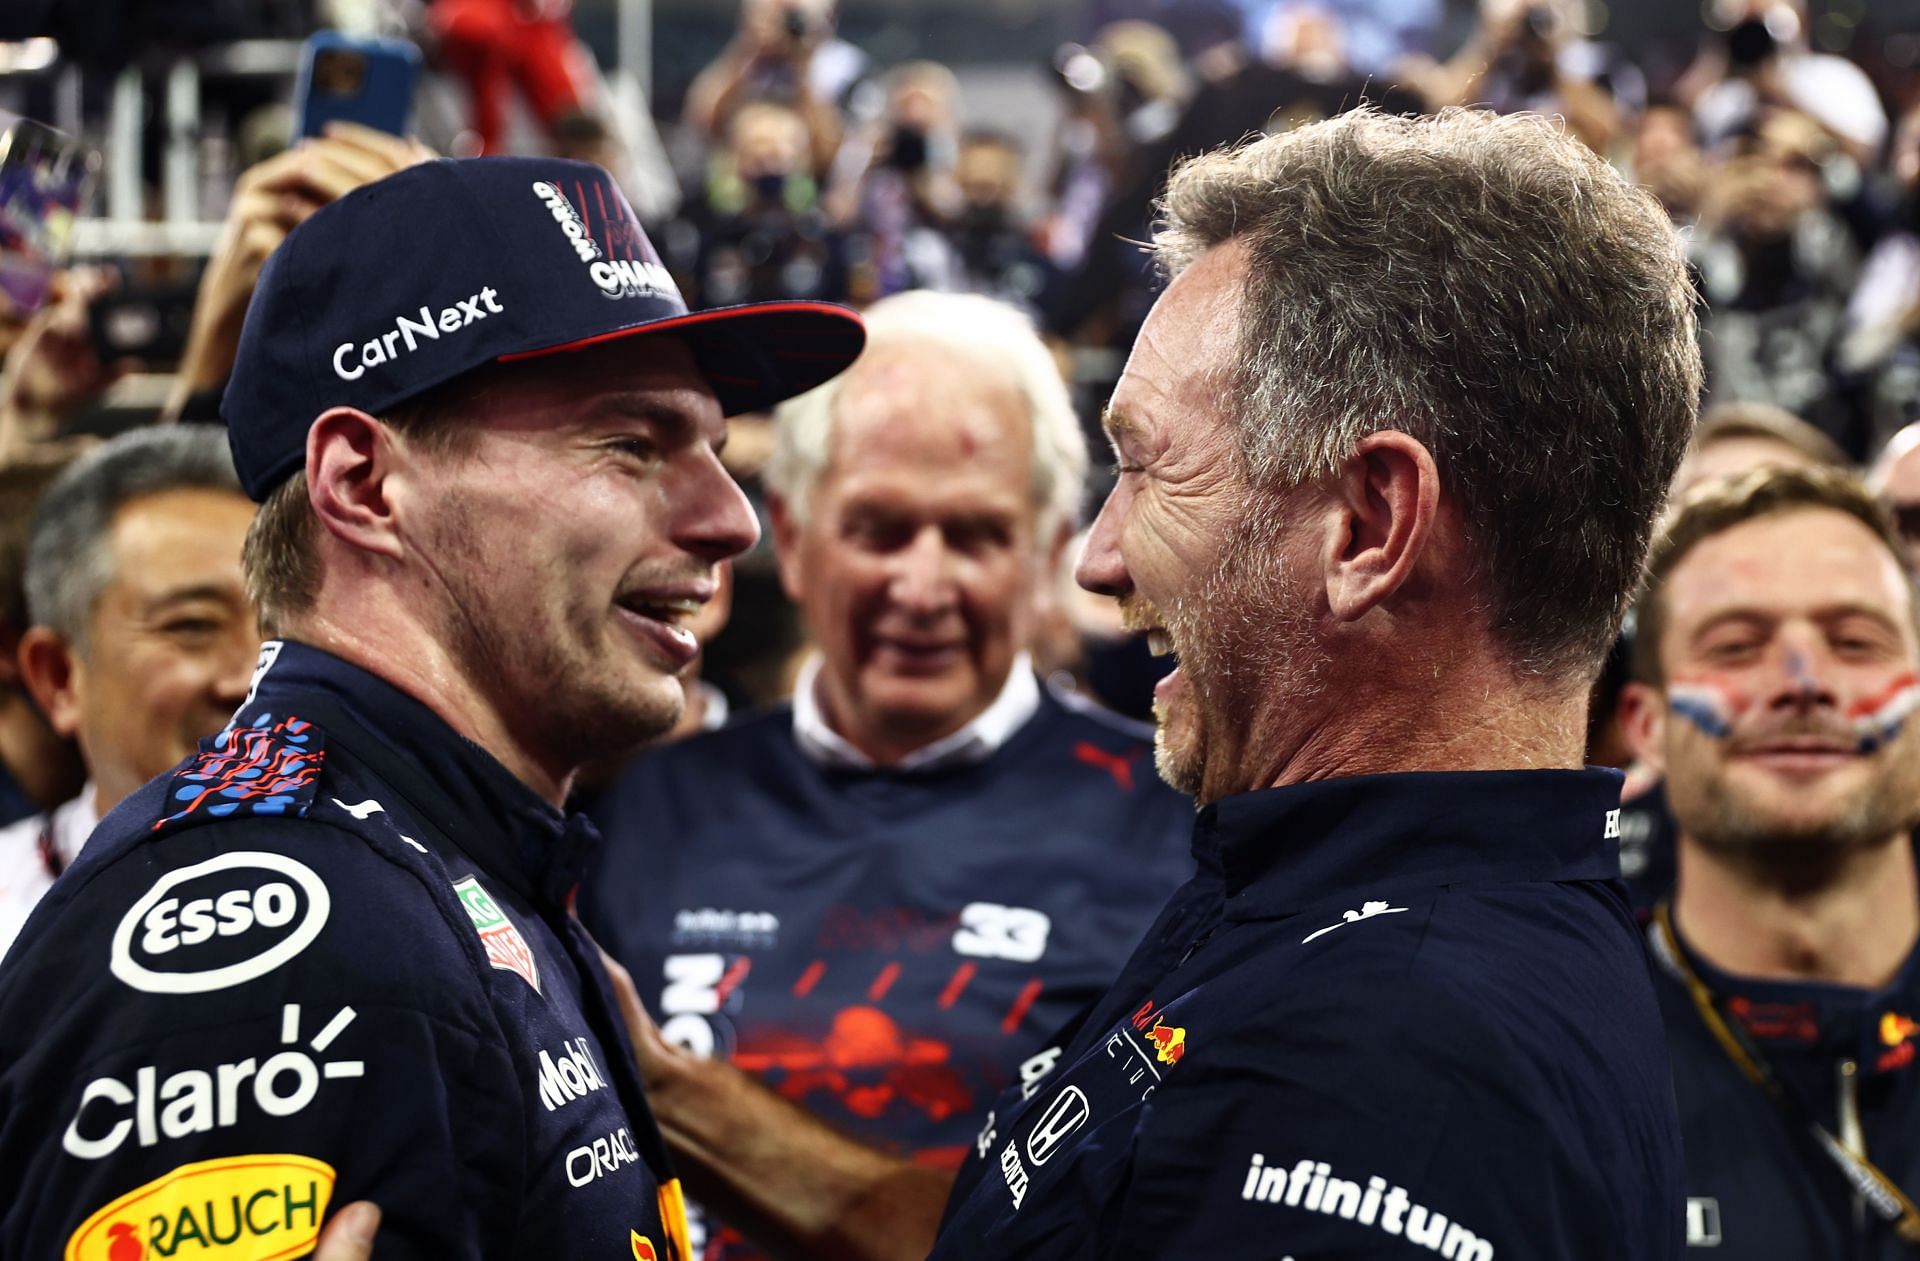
[0,115,98,319]
[291,32,422,142]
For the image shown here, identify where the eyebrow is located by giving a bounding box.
[1100,402,1140,443]
[1689,603,1906,636]
[141,584,242,613]
[596,394,699,432]
[593,393,726,449]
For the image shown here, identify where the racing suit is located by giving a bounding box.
[0,639,688,1260]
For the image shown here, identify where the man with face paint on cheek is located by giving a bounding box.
[1624,464,1920,1259]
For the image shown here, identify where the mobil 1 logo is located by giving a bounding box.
[111,852,331,995]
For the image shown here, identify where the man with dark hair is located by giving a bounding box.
[1625,465,1920,1258]
[0,157,863,1258]
[590,106,1701,1261]
[1,426,258,958]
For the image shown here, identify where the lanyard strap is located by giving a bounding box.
[1650,902,1920,1244]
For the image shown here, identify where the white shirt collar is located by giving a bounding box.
[791,653,1041,772]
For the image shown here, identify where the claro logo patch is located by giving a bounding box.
[111,853,330,995]
[64,1153,334,1261]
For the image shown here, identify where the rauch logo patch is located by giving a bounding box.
[63,1153,334,1260]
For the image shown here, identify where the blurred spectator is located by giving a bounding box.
[1406,0,1626,154]
[582,292,1192,1259]
[1039,22,1187,278]
[949,132,1054,312]
[685,0,862,177]
[829,61,964,300]
[683,101,845,307]
[1,426,257,958]
[1838,104,1920,458]
[1236,0,1442,77]
[164,124,434,424]
[1849,104,1920,340]
[1633,103,1710,223]
[0,448,85,829]
[0,270,116,457]
[1867,421,1920,571]
[428,0,601,156]
[1672,400,1852,497]
[1627,466,1920,1256]
[1693,110,1862,454]
[1044,15,1422,353]
[1679,0,1888,166]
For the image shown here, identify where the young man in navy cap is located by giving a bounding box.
[0,157,861,1259]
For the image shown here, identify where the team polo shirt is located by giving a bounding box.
[0,641,688,1260]
[582,683,1193,1256]
[1651,911,1920,1257]
[928,769,1684,1260]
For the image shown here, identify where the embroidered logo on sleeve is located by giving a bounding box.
[153,714,323,832]
[454,876,541,994]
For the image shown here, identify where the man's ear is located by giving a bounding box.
[767,491,805,603]
[17,626,82,739]
[1321,431,1440,623]
[306,407,408,561]
[1618,680,1668,777]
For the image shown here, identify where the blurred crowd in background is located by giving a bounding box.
[2,0,1920,747]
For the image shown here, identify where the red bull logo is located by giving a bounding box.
[1878,1012,1919,1072]
[1147,1017,1186,1066]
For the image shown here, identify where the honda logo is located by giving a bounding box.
[1025,1086,1090,1166]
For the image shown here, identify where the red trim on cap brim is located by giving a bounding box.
[495,300,862,366]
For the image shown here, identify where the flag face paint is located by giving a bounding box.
[1848,673,1920,753]
[1667,678,1747,741]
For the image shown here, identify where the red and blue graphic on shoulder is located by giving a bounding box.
[153,715,323,831]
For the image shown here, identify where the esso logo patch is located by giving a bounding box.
[111,852,331,994]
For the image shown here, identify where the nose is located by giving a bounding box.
[1766,641,1837,716]
[1075,483,1132,598]
[888,525,958,615]
[672,447,762,564]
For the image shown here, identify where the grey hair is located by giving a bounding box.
[1154,106,1702,678]
[766,290,1089,543]
[24,425,242,652]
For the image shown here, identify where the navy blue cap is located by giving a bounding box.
[221,156,865,501]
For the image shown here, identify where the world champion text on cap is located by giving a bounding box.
[332,287,505,382]
[530,180,679,302]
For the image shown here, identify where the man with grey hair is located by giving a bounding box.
[582,289,1193,1261]
[0,425,257,957]
[585,106,1699,1261]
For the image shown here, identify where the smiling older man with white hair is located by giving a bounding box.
[582,289,1194,1261]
